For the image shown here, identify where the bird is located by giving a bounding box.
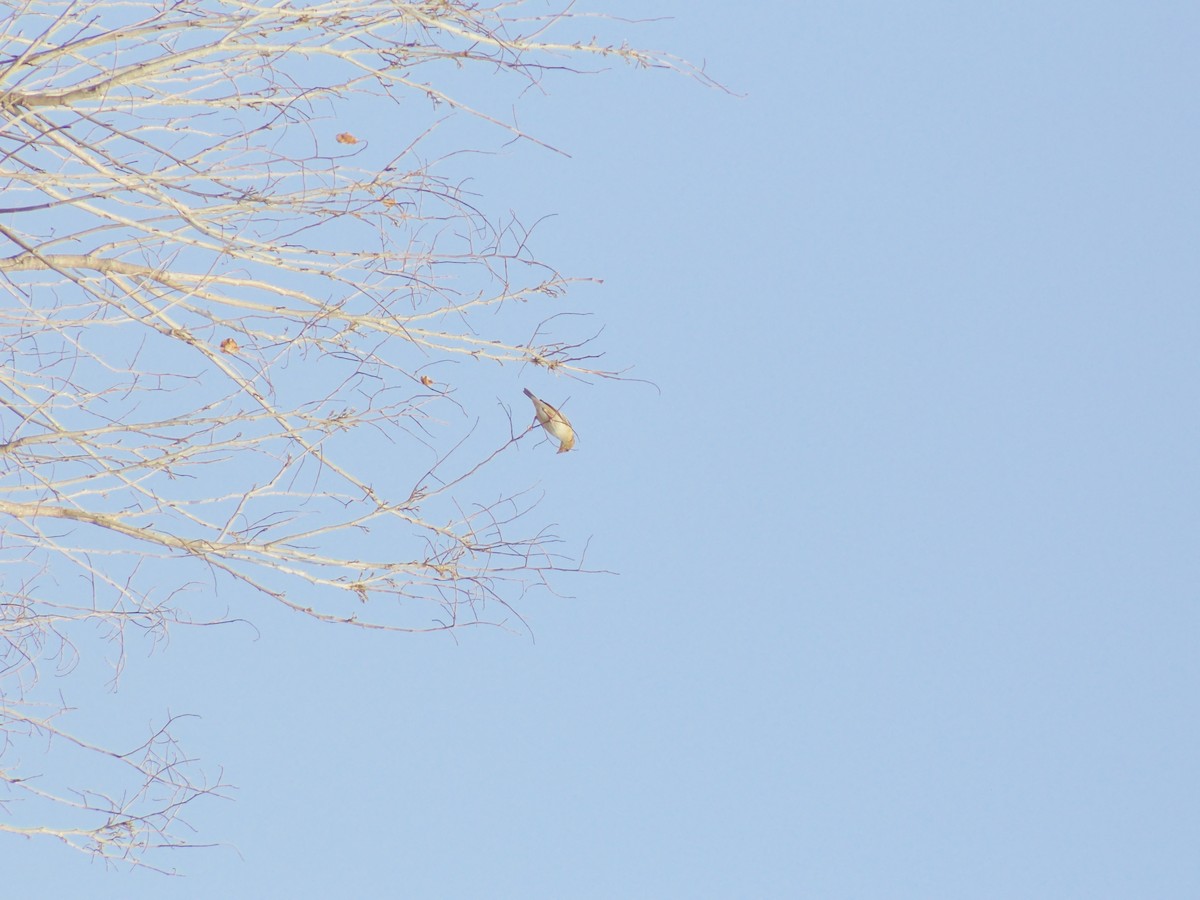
[523,388,576,453]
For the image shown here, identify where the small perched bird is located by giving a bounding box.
[523,388,576,453]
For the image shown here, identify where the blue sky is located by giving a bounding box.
[10,1,1200,897]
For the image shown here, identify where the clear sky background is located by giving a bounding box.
[10,1,1200,897]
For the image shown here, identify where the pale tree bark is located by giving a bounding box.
[0,0,714,869]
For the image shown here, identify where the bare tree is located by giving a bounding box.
[0,0,713,870]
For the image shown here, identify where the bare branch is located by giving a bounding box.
[0,0,711,869]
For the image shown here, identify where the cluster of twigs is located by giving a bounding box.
[0,0,705,870]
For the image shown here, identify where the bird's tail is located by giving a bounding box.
[522,388,535,399]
